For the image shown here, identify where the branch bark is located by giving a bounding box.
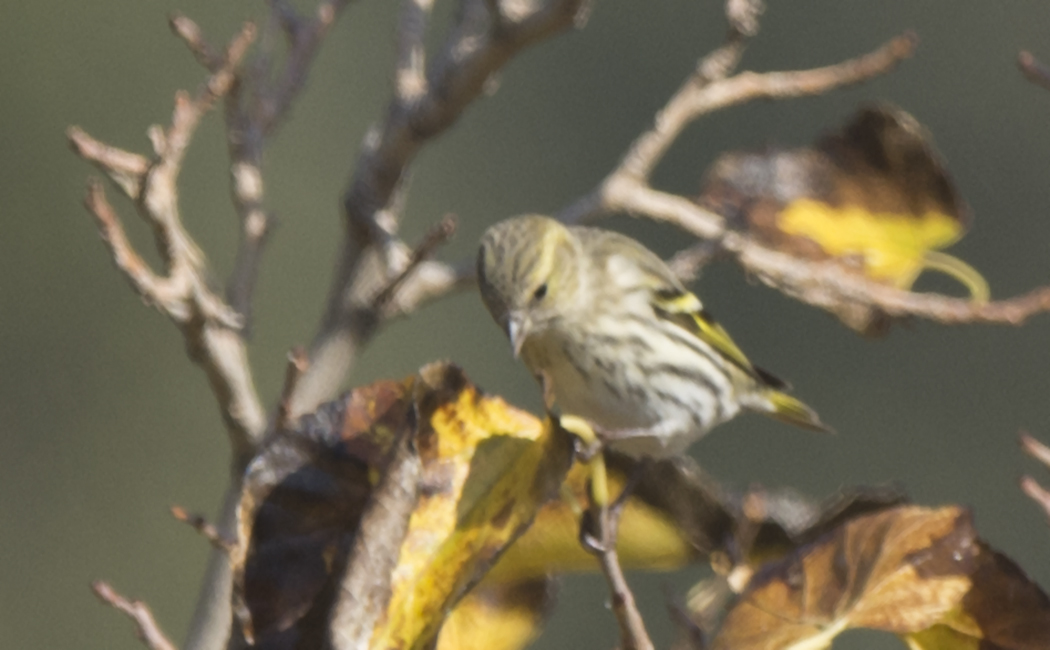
[287,0,591,419]
[92,582,179,650]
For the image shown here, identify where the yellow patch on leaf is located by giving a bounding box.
[699,104,992,333]
[778,200,988,301]
[369,363,574,650]
[485,460,695,582]
[436,580,553,650]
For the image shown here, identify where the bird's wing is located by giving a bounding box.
[573,225,786,389]
[650,287,786,389]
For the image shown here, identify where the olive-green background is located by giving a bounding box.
[4,2,1050,648]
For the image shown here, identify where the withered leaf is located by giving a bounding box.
[713,506,979,650]
[229,362,574,650]
[905,543,1050,650]
[699,104,989,334]
[231,378,414,649]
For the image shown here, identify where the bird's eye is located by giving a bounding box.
[533,283,548,301]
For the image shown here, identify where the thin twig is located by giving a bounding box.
[560,32,917,223]
[171,505,236,552]
[730,232,1050,326]
[71,21,274,650]
[373,214,457,313]
[587,499,655,650]
[1020,433,1050,522]
[69,20,266,456]
[1020,476,1050,522]
[92,581,178,650]
[555,30,1050,328]
[170,14,223,71]
[276,347,311,431]
[1021,431,1050,468]
[1019,51,1050,92]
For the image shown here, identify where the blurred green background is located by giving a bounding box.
[3,1,1050,648]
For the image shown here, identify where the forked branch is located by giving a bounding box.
[92,582,178,650]
[287,0,592,418]
[68,21,265,456]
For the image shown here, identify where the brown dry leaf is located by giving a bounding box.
[700,104,988,335]
[228,362,574,650]
[713,505,979,650]
[904,543,1050,650]
[231,378,415,648]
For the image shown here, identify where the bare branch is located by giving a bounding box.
[289,0,591,418]
[276,347,311,431]
[585,499,655,650]
[729,232,1050,326]
[1021,433,1050,523]
[92,581,178,650]
[67,129,150,199]
[560,32,917,223]
[328,419,422,649]
[551,31,1050,330]
[170,14,224,71]
[171,505,236,552]
[608,184,1050,326]
[1019,51,1050,92]
[396,0,433,101]
[213,2,351,332]
[1021,476,1050,522]
[372,214,457,314]
[70,21,265,457]
[260,0,351,132]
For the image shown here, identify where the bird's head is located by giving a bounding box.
[477,214,581,357]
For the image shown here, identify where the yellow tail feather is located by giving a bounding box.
[763,390,834,434]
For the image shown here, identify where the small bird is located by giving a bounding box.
[477,214,829,460]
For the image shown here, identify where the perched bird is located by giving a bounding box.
[477,214,829,460]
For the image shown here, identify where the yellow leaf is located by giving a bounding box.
[369,363,574,650]
[699,104,991,334]
[436,580,553,650]
[485,460,695,582]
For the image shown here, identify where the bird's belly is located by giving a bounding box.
[523,332,658,432]
[521,323,739,458]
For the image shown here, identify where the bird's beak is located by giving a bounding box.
[507,313,530,359]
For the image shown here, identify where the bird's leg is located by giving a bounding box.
[558,414,613,552]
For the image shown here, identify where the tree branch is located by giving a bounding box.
[288,0,591,418]
[327,415,422,649]
[1021,433,1050,523]
[171,505,236,552]
[559,31,918,224]
[1019,50,1050,92]
[68,20,266,457]
[92,582,178,650]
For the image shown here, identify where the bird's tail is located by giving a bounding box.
[758,389,833,434]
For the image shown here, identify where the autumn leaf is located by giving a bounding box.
[712,504,1050,650]
[435,579,556,650]
[712,506,978,650]
[228,362,574,650]
[699,104,989,334]
[904,543,1050,650]
[369,363,573,650]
